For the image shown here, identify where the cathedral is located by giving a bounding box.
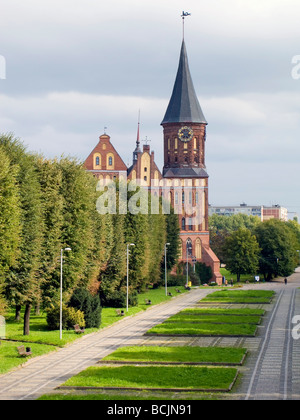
[84,38,222,285]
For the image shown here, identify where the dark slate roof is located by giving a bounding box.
[163,167,209,179]
[161,41,207,125]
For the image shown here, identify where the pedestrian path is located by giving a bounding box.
[1,277,300,400]
[0,288,212,400]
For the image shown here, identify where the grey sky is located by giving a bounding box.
[1,0,300,217]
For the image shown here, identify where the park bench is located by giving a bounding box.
[17,345,32,357]
[145,299,152,305]
[116,309,125,316]
[74,324,85,334]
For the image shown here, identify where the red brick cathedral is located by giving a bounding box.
[84,40,222,285]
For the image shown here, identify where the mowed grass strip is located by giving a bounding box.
[166,314,261,325]
[180,308,265,316]
[0,341,57,374]
[201,290,274,304]
[146,322,257,337]
[101,346,247,365]
[61,365,238,391]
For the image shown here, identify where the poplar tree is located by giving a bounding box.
[35,157,64,307]
[0,146,21,313]
[0,134,44,334]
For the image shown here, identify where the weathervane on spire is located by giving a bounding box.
[181,11,191,40]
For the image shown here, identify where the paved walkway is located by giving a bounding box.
[0,272,300,400]
[0,288,213,400]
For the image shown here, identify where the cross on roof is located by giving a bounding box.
[142,136,151,145]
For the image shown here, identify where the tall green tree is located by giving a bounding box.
[223,228,260,281]
[0,146,21,314]
[58,157,103,298]
[209,214,261,262]
[148,195,166,286]
[164,205,181,270]
[255,219,297,280]
[99,212,127,304]
[35,157,64,307]
[0,134,44,335]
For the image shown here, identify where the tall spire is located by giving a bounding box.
[133,110,142,162]
[136,109,141,149]
[161,40,207,125]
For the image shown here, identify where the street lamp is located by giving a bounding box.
[60,247,72,340]
[186,241,192,287]
[126,243,135,312]
[165,243,170,296]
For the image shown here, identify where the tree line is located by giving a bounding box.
[0,134,180,334]
[209,213,300,281]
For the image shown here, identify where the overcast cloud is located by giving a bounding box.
[0,0,300,216]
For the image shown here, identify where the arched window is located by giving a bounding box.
[106,153,114,169]
[94,153,101,169]
[181,217,186,230]
[179,240,183,259]
[195,238,202,259]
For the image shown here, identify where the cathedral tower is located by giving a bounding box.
[162,40,222,285]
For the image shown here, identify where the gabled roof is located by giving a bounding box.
[161,41,207,125]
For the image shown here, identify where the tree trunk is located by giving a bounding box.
[23,304,32,336]
[15,305,21,322]
[35,303,40,315]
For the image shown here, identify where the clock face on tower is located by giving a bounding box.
[178,126,193,142]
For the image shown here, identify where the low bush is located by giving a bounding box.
[46,304,85,331]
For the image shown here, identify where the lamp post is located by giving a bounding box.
[165,243,170,296]
[126,243,135,312]
[186,241,192,288]
[60,247,72,340]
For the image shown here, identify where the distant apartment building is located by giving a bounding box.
[209,203,288,222]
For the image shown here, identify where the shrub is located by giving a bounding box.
[195,262,213,284]
[167,274,186,287]
[46,304,85,331]
[101,290,138,308]
[69,288,102,328]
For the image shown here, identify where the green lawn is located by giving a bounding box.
[179,308,265,316]
[61,365,238,391]
[201,290,274,304]
[101,346,247,365]
[3,286,188,346]
[0,341,57,374]
[146,322,257,337]
[0,286,188,374]
[165,314,261,324]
